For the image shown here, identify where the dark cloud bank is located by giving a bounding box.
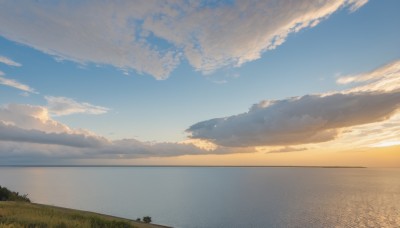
[187,91,400,147]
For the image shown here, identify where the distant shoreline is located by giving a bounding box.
[0,165,367,168]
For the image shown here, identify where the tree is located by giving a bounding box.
[142,216,152,223]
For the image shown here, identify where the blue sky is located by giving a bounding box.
[0,0,399,165]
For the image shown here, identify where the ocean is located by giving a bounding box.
[0,167,399,227]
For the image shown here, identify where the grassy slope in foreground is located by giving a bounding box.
[0,201,169,228]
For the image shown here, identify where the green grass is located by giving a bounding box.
[0,201,166,228]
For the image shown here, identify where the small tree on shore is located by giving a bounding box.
[142,216,151,223]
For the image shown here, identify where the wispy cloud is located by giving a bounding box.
[327,109,400,150]
[0,75,37,93]
[0,56,21,67]
[266,146,308,153]
[45,96,109,116]
[0,0,367,79]
[0,56,35,94]
[337,60,400,92]
[348,0,368,12]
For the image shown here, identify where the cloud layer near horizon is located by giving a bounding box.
[0,0,367,79]
[187,61,400,147]
[187,91,400,147]
[0,104,253,163]
[0,59,399,163]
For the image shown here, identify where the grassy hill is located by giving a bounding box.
[0,201,169,228]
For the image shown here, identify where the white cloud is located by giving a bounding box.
[0,56,21,67]
[348,0,368,12]
[0,103,109,150]
[0,56,35,93]
[0,75,37,93]
[0,104,74,133]
[45,96,109,116]
[0,0,367,79]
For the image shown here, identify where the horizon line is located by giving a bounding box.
[0,165,367,168]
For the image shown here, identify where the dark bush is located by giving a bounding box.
[142,216,152,223]
[0,186,30,202]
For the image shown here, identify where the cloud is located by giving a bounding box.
[188,59,400,147]
[328,112,400,149]
[0,56,21,67]
[337,60,400,92]
[0,0,367,79]
[266,147,308,153]
[0,103,109,150]
[187,91,400,147]
[0,56,35,93]
[0,103,254,163]
[348,0,368,12]
[0,75,37,93]
[45,96,109,116]
[0,121,106,148]
[97,139,253,159]
[0,104,83,134]
[0,137,254,164]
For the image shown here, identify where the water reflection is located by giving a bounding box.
[0,167,399,227]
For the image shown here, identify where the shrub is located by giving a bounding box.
[0,186,31,202]
[142,216,152,223]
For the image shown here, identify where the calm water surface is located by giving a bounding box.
[0,167,399,228]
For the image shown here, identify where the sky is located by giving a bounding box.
[0,0,399,167]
